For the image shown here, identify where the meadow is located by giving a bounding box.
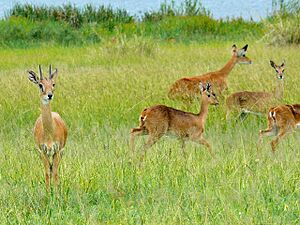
[0,40,299,224]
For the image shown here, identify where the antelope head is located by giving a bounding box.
[28,65,58,105]
[199,82,219,105]
[270,60,285,80]
[232,44,252,64]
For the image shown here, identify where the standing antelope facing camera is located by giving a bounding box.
[28,65,68,190]
[130,82,219,160]
[225,60,285,120]
[168,44,252,102]
[259,104,300,152]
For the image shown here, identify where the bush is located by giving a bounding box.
[264,0,300,45]
[1,1,264,47]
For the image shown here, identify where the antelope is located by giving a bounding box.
[28,65,68,190]
[225,60,285,120]
[130,82,219,160]
[168,44,252,102]
[259,104,300,152]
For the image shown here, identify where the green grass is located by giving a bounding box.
[0,41,300,224]
[0,2,263,48]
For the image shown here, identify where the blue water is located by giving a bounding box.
[0,0,275,21]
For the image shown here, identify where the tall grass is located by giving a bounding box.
[8,3,134,28]
[264,0,300,45]
[0,1,263,47]
[0,41,299,223]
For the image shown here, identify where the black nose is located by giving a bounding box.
[48,94,53,99]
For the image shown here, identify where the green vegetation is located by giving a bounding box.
[0,0,300,224]
[0,0,299,47]
[0,1,263,47]
[0,41,299,224]
[264,0,300,45]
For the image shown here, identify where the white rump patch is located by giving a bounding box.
[269,111,276,120]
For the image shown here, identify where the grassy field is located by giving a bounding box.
[0,41,300,224]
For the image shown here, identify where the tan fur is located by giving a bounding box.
[259,104,300,152]
[28,65,67,190]
[226,60,285,119]
[131,83,219,160]
[168,44,252,102]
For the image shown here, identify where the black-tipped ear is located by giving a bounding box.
[206,82,211,91]
[199,82,205,93]
[232,44,237,52]
[281,60,285,67]
[270,60,276,68]
[242,44,248,51]
[28,70,39,84]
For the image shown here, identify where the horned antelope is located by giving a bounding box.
[168,44,252,102]
[259,104,300,152]
[226,60,285,120]
[130,82,219,160]
[28,65,68,190]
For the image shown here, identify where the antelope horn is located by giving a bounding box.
[39,65,43,80]
[49,64,52,79]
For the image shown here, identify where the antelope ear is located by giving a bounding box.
[241,44,248,52]
[281,60,285,67]
[206,82,211,92]
[237,44,248,56]
[232,44,237,53]
[270,60,276,68]
[28,70,39,84]
[199,82,205,93]
[50,68,58,80]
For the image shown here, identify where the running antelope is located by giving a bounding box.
[130,82,219,160]
[28,65,68,190]
[226,60,285,119]
[168,44,252,102]
[259,104,300,152]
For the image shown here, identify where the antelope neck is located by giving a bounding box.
[273,79,284,100]
[197,97,209,122]
[41,103,54,137]
[218,56,237,77]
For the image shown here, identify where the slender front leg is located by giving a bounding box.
[194,137,214,158]
[52,151,61,190]
[40,152,51,191]
[180,139,187,157]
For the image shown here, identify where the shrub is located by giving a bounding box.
[264,0,300,45]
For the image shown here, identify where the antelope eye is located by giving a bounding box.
[242,54,245,57]
[53,84,56,87]
[212,93,216,97]
[39,84,44,91]
[207,94,211,98]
